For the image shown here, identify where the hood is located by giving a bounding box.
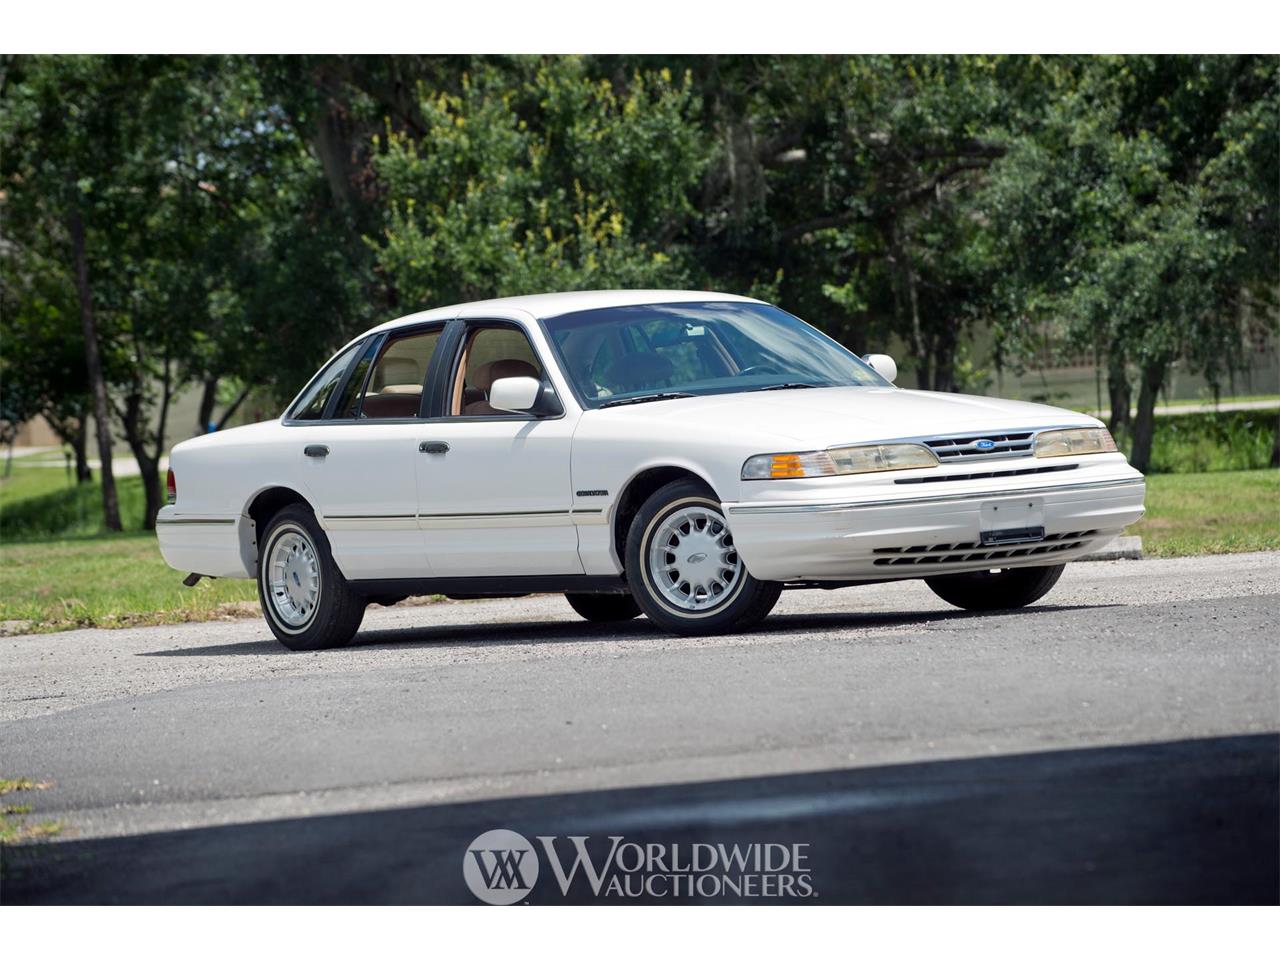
[596,387,1099,447]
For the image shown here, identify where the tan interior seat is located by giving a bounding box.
[462,359,540,416]
[361,356,424,418]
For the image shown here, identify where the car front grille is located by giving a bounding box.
[924,431,1035,460]
[871,529,1099,567]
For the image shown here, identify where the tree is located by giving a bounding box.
[982,55,1279,470]
[370,58,708,304]
[0,239,94,481]
[658,55,1035,388]
[1,55,130,527]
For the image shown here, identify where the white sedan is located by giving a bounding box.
[158,290,1145,650]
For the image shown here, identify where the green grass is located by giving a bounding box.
[0,777,62,846]
[1136,409,1278,474]
[0,464,152,541]
[0,533,257,631]
[0,779,44,796]
[1134,470,1280,558]
[2,463,257,630]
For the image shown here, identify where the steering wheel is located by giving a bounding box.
[738,364,783,377]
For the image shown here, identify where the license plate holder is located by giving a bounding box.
[979,498,1046,546]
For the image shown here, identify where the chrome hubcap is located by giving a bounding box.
[268,529,321,628]
[647,504,741,612]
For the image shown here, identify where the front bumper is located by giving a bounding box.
[723,474,1146,582]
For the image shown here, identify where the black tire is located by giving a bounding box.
[625,478,782,635]
[564,592,642,622]
[256,504,366,650]
[925,563,1066,612]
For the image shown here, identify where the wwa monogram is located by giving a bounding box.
[463,830,541,905]
[462,828,816,904]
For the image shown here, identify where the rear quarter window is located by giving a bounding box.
[290,340,363,420]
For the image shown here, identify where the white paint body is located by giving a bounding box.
[157,290,1145,587]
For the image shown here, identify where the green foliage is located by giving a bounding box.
[980,55,1279,468]
[372,59,707,305]
[1142,409,1278,474]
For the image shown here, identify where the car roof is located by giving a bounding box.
[365,289,765,336]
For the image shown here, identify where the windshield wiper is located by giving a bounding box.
[599,392,695,409]
[754,382,821,391]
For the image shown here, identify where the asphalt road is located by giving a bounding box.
[3,552,1277,903]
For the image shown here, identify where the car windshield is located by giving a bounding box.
[542,301,889,408]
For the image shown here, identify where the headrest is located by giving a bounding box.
[377,356,421,389]
[471,359,539,392]
[604,353,674,390]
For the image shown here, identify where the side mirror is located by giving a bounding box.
[490,376,556,415]
[489,376,543,413]
[862,354,898,384]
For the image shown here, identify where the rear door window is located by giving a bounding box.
[350,328,442,419]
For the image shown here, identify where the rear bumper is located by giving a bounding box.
[724,475,1146,581]
[156,507,256,578]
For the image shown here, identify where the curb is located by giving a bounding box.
[1079,535,1144,561]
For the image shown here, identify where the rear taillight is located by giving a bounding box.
[166,468,177,504]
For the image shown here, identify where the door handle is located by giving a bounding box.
[304,444,330,458]
[419,441,450,455]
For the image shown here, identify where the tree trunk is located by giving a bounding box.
[72,422,92,483]
[197,376,219,435]
[884,218,929,389]
[46,414,93,483]
[68,205,121,530]
[1128,361,1166,474]
[931,321,958,393]
[121,353,174,531]
[312,63,362,216]
[1106,349,1131,438]
[137,455,163,532]
[121,410,163,531]
[215,383,253,431]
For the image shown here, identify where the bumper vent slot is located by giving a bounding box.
[871,530,1099,567]
[896,463,1078,485]
[924,431,1035,461]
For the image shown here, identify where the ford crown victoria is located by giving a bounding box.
[157,290,1146,649]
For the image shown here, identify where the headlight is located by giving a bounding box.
[742,443,938,480]
[1034,427,1118,458]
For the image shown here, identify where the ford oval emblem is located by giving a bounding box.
[976,439,996,450]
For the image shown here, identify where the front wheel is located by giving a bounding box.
[257,504,366,650]
[925,563,1066,612]
[625,479,781,635]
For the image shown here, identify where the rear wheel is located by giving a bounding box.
[564,592,642,622]
[256,504,366,650]
[625,479,781,635]
[925,563,1066,612]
